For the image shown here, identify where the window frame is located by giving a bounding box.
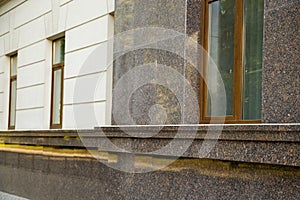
[200,0,261,124]
[8,54,17,130]
[50,37,65,129]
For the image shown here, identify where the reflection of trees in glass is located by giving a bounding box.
[207,0,235,116]
[218,0,235,116]
[54,38,65,64]
[243,0,264,120]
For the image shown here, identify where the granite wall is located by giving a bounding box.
[262,0,300,123]
[112,0,202,125]
[0,125,299,199]
[0,150,299,200]
[112,0,299,124]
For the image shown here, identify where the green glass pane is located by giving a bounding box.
[207,0,235,116]
[243,0,264,120]
[10,55,17,76]
[53,38,65,64]
[52,69,62,124]
[10,80,17,127]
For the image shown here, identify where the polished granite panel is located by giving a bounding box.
[0,125,299,198]
[263,0,300,122]
[155,49,185,124]
[184,0,202,124]
[113,0,188,125]
[114,0,299,124]
[156,0,186,33]
[0,125,299,167]
[112,49,157,125]
[265,0,299,10]
[115,0,186,32]
[129,85,157,125]
[113,0,204,125]
[187,0,202,40]
[0,151,299,200]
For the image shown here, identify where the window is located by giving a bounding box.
[50,38,65,129]
[8,54,17,129]
[201,0,264,123]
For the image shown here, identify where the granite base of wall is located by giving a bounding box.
[0,150,299,200]
[0,125,299,199]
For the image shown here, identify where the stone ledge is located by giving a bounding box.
[0,124,299,167]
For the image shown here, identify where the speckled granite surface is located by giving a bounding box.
[0,151,299,200]
[263,0,300,123]
[0,125,299,167]
[113,0,199,125]
[113,0,299,124]
[0,124,299,199]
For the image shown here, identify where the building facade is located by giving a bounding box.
[0,0,299,199]
[0,0,114,130]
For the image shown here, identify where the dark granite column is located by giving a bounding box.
[262,0,300,123]
[113,0,201,125]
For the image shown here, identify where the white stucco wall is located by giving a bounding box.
[0,0,114,130]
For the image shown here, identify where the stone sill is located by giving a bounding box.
[0,124,299,167]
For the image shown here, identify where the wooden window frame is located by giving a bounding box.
[50,38,65,129]
[200,0,261,124]
[8,54,17,130]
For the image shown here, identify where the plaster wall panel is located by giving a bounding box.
[44,0,68,37]
[0,56,9,73]
[64,72,107,105]
[60,0,72,6]
[0,93,3,112]
[64,42,108,78]
[0,69,9,128]
[0,113,3,129]
[0,13,9,36]
[17,17,46,48]
[57,3,69,32]
[66,0,107,29]
[18,61,46,88]
[13,0,51,28]
[0,73,5,93]
[3,25,19,54]
[42,41,52,130]
[0,36,4,56]
[107,0,115,13]
[18,40,47,67]
[16,107,44,129]
[3,33,10,54]
[0,0,26,16]
[16,84,44,110]
[63,101,106,129]
[66,16,109,52]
